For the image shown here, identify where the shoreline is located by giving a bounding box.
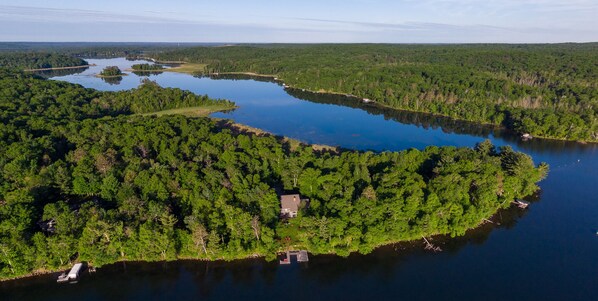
[193,69,594,144]
[23,64,95,72]
[124,68,165,72]
[206,71,508,129]
[0,196,520,283]
[216,119,339,153]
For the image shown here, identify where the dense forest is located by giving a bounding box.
[153,44,598,142]
[0,52,88,70]
[0,69,546,280]
[0,42,216,58]
[131,63,165,71]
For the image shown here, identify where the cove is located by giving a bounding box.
[2,58,597,301]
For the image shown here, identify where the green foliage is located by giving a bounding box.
[99,66,123,77]
[0,52,88,70]
[0,69,546,280]
[105,79,234,114]
[153,44,598,142]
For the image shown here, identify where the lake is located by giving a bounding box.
[2,58,597,300]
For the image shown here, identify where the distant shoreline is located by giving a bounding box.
[24,64,94,72]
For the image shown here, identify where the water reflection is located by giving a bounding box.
[132,70,164,77]
[100,76,123,85]
[33,66,89,78]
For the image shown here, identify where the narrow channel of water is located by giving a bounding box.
[2,58,596,301]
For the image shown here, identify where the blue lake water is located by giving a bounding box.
[2,58,597,300]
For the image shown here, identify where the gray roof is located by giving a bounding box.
[280,194,301,212]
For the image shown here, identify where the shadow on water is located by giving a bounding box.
[132,70,164,77]
[286,87,503,137]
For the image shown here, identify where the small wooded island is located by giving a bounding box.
[98,65,125,77]
[131,63,165,71]
[0,66,547,281]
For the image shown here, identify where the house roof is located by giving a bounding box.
[280,194,301,212]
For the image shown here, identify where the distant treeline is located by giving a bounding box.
[0,68,546,280]
[0,42,223,58]
[152,44,598,142]
[0,52,88,70]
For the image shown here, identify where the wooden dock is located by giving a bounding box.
[57,262,84,283]
[279,250,309,264]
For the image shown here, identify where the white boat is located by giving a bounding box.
[521,133,533,140]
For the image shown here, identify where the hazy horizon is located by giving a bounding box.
[1,1,597,43]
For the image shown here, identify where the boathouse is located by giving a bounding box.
[280,250,309,264]
[58,262,84,283]
[280,194,307,218]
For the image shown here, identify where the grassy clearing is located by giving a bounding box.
[139,104,235,117]
[221,120,339,153]
[164,63,207,74]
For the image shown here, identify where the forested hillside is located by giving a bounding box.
[0,52,88,70]
[153,44,598,142]
[0,70,546,280]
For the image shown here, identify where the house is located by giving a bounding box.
[280,194,305,218]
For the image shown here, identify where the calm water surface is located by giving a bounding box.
[2,58,597,300]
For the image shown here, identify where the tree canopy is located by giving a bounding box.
[99,66,123,77]
[0,69,547,280]
[131,63,164,71]
[0,52,88,70]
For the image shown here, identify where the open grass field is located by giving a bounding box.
[138,104,234,117]
[164,62,207,74]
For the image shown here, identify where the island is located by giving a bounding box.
[97,65,125,77]
[131,63,165,71]
[0,67,547,281]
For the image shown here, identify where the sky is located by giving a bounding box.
[0,0,597,43]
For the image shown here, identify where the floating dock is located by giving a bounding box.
[279,250,309,264]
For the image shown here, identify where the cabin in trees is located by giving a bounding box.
[280,194,307,218]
